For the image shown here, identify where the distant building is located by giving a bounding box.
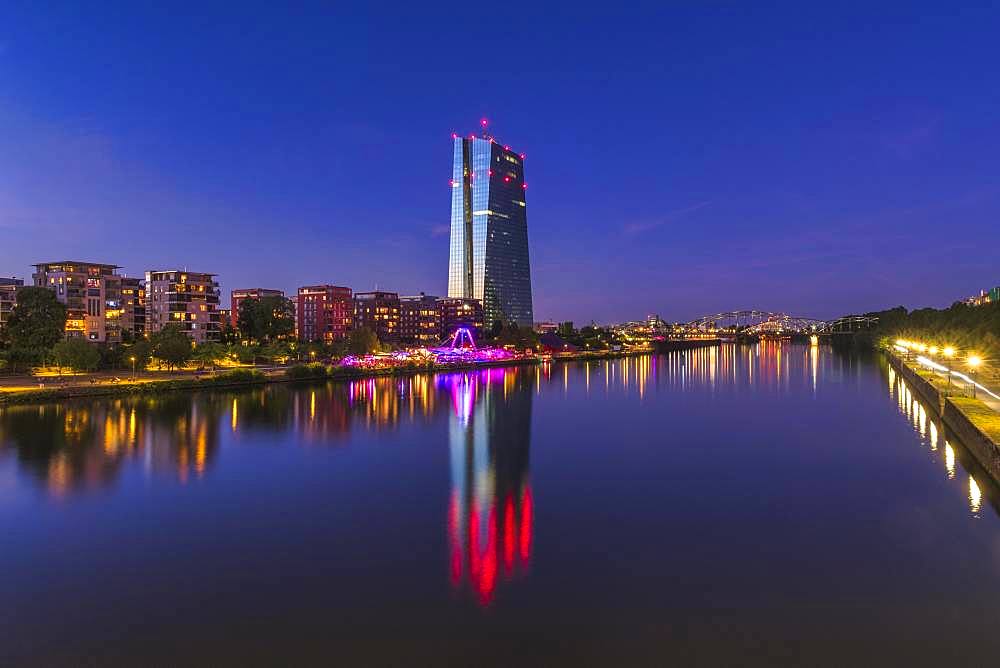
[400,293,440,345]
[534,321,558,334]
[0,277,23,329]
[145,270,221,343]
[964,286,1000,307]
[33,262,123,343]
[354,291,400,342]
[230,288,285,328]
[447,127,534,327]
[297,285,352,343]
[289,295,299,338]
[216,308,232,331]
[120,277,146,340]
[437,297,484,339]
[538,332,578,353]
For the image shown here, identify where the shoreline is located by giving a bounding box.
[0,348,660,406]
[884,349,1000,482]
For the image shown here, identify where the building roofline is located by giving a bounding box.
[33,261,122,270]
[146,269,218,277]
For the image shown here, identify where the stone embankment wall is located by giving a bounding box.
[886,350,1000,480]
[886,352,942,412]
[943,399,1000,480]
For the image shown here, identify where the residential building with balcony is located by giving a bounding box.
[230,288,285,328]
[0,277,23,330]
[354,291,400,342]
[400,293,440,345]
[121,277,146,340]
[297,285,352,343]
[32,262,123,343]
[145,270,221,343]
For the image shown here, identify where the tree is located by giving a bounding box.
[259,341,293,364]
[5,287,67,372]
[346,327,380,355]
[51,338,101,372]
[191,342,228,370]
[150,325,192,370]
[496,323,540,350]
[126,339,153,370]
[218,321,240,345]
[237,295,295,343]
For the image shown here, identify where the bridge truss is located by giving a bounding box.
[685,311,878,335]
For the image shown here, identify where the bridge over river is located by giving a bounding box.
[684,310,879,336]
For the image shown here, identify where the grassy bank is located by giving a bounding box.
[0,369,268,405]
[949,396,1000,444]
[886,347,1000,453]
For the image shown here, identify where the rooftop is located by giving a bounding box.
[33,261,121,270]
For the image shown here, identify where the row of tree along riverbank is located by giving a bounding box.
[885,349,1000,484]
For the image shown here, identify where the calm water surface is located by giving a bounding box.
[3,343,1000,666]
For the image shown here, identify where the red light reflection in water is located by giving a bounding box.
[504,497,515,572]
[449,485,533,606]
[520,485,533,561]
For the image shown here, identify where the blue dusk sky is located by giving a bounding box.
[1,2,998,323]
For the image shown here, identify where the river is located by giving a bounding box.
[2,343,1000,666]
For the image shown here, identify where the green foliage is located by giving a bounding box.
[234,344,260,365]
[126,340,153,370]
[496,323,540,350]
[285,363,329,381]
[5,287,67,370]
[204,368,265,384]
[299,341,327,362]
[237,295,295,343]
[346,327,380,355]
[192,342,228,369]
[218,321,240,345]
[259,341,293,364]
[150,325,193,370]
[869,301,1000,370]
[51,338,101,372]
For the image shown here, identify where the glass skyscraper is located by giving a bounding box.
[448,130,534,328]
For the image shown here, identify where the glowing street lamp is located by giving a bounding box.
[943,346,956,387]
[130,356,136,381]
[968,354,983,398]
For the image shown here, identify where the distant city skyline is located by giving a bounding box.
[2,4,999,322]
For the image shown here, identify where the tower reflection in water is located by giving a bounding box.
[444,368,533,605]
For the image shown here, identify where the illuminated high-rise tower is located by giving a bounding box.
[447,120,534,328]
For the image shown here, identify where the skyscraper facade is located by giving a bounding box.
[448,126,534,328]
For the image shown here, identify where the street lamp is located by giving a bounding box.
[130,356,136,381]
[968,355,983,398]
[943,346,955,388]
